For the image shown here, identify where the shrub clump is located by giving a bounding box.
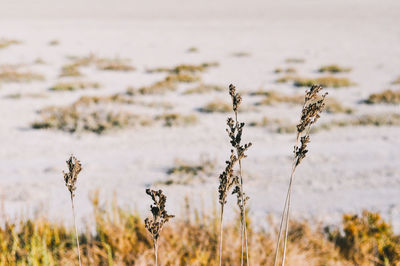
[184,84,225,94]
[155,113,198,127]
[277,75,354,88]
[0,38,21,49]
[327,210,400,265]
[0,67,44,83]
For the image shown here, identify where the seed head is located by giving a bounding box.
[63,155,82,198]
[144,189,174,241]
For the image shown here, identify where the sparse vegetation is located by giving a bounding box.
[146,62,219,74]
[0,38,21,49]
[49,81,101,91]
[48,39,60,46]
[364,89,400,104]
[184,83,225,94]
[187,47,198,53]
[199,100,232,113]
[60,54,135,76]
[392,76,400,84]
[1,196,394,265]
[231,52,251,57]
[161,157,216,185]
[274,67,296,74]
[277,75,354,88]
[0,68,44,83]
[155,113,198,127]
[285,58,305,63]
[318,64,351,73]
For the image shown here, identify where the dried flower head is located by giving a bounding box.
[144,189,174,241]
[63,155,82,198]
[294,85,327,166]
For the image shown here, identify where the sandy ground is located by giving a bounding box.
[0,0,400,230]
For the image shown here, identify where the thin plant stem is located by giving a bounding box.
[219,205,224,266]
[281,167,296,266]
[273,135,300,266]
[154,239,158,266]
[70,194,82,266]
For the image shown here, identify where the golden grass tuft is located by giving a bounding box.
[199,100,232,113]
[147,62,219,74]
[0,38,21,49]
[0,67,44,83]
[3,198,391,265]
[285,58,305,63]
[49,81,101,91]
[277,75,354,88]
[155,113,198,127]
[184,84,225,94]
[364,89,400,104]
[318,64,351,73]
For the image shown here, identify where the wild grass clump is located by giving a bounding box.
[0,38,21,49]
[255,91,303,106]
[0,68,44,83]
[127,78,177,95]
[144,189,174,266]
[274,68,296,74]
[327,210,400,265]
[32,106,139,134]
[364,89,400,104]
[155,113,198,127]
[199,100,232,113]
[60,54,135,76]
[231,52,251,57]
[48,39,60,46]
[277,75,354,88]
[318,64,351,73]
[161,157,216,185]
[184,84,225,94]
[274,85,327,265]
[294,76,353,88]
[285,58,305,63]
[317,113,400,131]
[187,47,198,53]
[49,81,101,91]
[147,62,219,74]
[391,76,400,84]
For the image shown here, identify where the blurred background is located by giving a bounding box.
[0,0,399,232]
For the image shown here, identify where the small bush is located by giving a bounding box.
[327,210,400,265]
[147,62,218,74]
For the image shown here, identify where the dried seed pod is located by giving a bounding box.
[63,155,82,198]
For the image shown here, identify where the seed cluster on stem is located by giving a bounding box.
[144,189,174,266]
[274,85,327,266]
[218,84,252,266]
[63,155,82,266]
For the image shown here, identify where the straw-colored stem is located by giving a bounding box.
[239,160,249,266]
[281,166,297,266]
[154,239,158,266]
[70,194,82,266]
[219,204,224,266]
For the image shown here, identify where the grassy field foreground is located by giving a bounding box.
[0,193,399,266]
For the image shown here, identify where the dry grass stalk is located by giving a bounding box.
[63,155,82,266]
[144,189,174,266]
[218,84,252,266]
[274,85,327,266]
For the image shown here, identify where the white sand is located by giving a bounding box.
[0,0,399,230]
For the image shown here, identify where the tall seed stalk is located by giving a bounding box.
[144,189,174,266]
[218,84,252,266]
[273,85,327,266]
[63,155,83,266]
